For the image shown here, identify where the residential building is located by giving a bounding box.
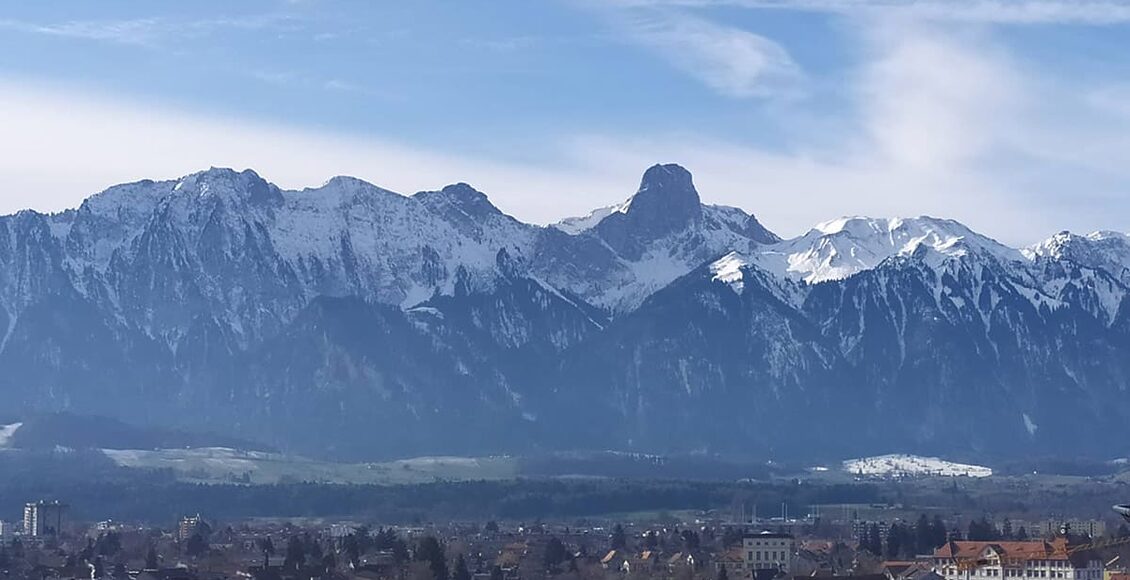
[854,521,892,541]
[667,551,698,573]
[23,500,66,537]
[932,539,1104,580]
[177,514,206,542]
[601,550,626,571]
[884,561,944,580]
[717,547,746,577]
[1039,521,1106,540]
[744,532,795,574]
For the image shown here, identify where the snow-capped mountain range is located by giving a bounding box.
[3,163,1129,460]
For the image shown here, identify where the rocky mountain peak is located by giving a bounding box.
[415,182,502,220]
[619,164,702,234]
[176,167,281,207]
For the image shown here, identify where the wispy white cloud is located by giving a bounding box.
[0,13,300,47]
[604,0,1130,24]
[249,69,391,98]
[0,17,164,46]
[586,4,804,98]
[855,21,1024,171]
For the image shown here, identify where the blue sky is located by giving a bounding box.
[3,0,1130,244]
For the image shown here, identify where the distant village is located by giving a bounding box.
[3,499,1130,580]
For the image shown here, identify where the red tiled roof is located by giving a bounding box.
[933,539,1073,562]
[720,547,745,563]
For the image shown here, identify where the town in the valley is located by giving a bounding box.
[5,497,1130,580]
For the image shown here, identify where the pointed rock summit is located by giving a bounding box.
[594,163,703,247]
[625,163,701,231]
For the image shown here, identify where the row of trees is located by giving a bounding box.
[416,536,509,580]
[859,515,951,559]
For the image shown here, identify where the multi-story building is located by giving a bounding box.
[23,501,66,537]
[853,520,892,541]
[932,539,1103,580]
[743,531,795,574]
[177,514,205,542]
[1039,521,1106,539]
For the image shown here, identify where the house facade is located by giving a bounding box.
[743,532,795,574]
[932,539,1103,580]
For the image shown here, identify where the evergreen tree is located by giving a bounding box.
[416,536,448,580]
[453,554,472,580]
[186,534,208,558]
[681,529,701,551]
[866,524,883,555]
[391,536,410,564]
[544,538,568,570]
[611,525,627,551]
[915,515,932,554]
[355,526,373,552]
[931,516,948,548]
[968,518,998,542]
[284,535,307,570]
[96,532,122,556]
[145,545,159,570]
[343,534,360,567]
[718,564,729,580]
[1017,527,1029,541]
[258,537,275,569]
[886,523,903,560]
[306,534,323,564]
[1002,519,1014,540]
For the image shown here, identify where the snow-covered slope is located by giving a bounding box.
[843,454,992,478]
[1026,230,1130,286]
[101,447,517,485]
[552,203,627,235]
[754,216,1025,284]
[533,164,780,312]
[0,422,21,448]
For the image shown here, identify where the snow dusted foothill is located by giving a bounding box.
[1,162,1130,460]
[0,423,21,448]
[843,454,993,479]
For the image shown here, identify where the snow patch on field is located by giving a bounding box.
[843,454,992,478]
[100,447,519,485]
[0,423,22,448]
